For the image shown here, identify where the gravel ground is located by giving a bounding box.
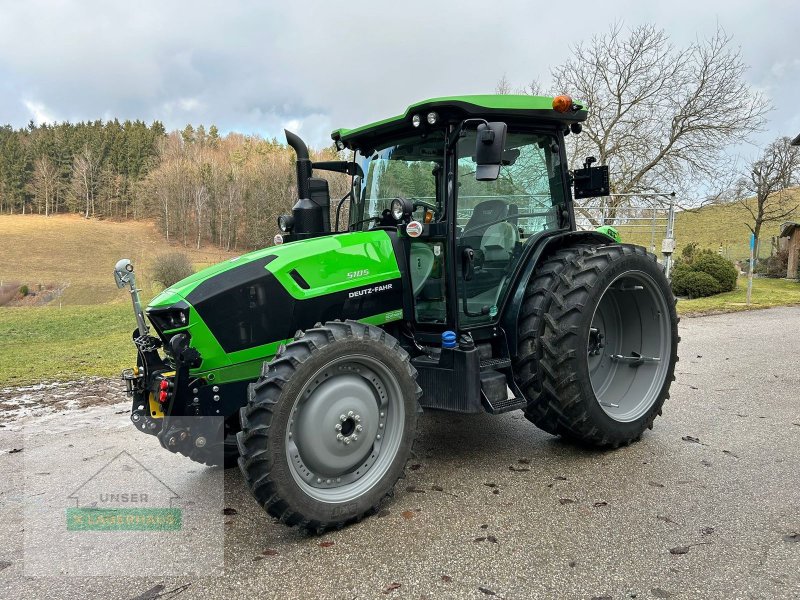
[0,307,798,600]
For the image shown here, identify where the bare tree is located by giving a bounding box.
[495,74,513,95]
[548,24,769,223]
[71,145,98,218]
[738,136,800,249]
[30,156,59,216]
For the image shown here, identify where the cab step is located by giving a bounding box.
[480,369,526,414]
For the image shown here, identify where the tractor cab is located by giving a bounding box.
[280,95,605,340]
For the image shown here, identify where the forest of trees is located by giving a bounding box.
[0,121,347,251]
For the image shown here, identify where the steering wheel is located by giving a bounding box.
[412,199,436,212]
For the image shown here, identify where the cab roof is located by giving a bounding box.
[331,94,587,150]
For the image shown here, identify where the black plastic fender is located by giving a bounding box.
[501,230,617,351]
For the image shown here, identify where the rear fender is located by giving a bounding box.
[501,230,617,351]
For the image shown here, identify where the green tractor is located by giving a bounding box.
[115,94,678,531]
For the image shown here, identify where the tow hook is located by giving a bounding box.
[159,425,192,453]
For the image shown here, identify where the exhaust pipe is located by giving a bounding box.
[285,129,311,200]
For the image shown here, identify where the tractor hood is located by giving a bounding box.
[146,230,404,379]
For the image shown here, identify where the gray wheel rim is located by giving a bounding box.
[285,354,405,503]
[587,270,671,423]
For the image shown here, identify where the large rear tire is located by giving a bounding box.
[515,244,678,447]
[237,321,420,532]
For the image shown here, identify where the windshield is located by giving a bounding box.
[351,131,444,229]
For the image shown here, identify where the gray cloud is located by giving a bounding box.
[0,0,795,156]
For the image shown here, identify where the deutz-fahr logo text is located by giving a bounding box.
[348,282,393,299]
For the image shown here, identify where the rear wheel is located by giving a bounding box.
[515,244,678,447]
[237,321,420,531]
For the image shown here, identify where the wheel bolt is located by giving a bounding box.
[337,434,344,441]
[376,434,381,440]
[380,412,385,418]
[354,415,361,422]
[335,423,342,431]
[356,425,363,432]
[347,411,354,417]
[352,435,358,441]
[340,414,347,422]
[344,438,351,445]
[379,423,384,429]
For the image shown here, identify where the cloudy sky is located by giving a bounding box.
[0,0,796,159]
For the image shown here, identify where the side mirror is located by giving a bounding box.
[474,122,508,181]
[573,156,610,199]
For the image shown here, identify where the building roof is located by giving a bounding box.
[331,95,588,150]
[779,221,800,237]
[792,133,800,146]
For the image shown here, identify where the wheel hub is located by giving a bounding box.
[287,362,392,491]
[335,412,363,444]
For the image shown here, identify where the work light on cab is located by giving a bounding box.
[390,197,412,221]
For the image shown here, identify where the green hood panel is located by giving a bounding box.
[150,230,400,306]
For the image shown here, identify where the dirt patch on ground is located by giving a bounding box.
[0,377,126,424]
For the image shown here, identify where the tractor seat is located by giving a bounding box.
[480,221,518,262]
[464,199,516,238]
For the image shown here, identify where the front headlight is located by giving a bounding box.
[148,306,190,332]
[278,214,294,232]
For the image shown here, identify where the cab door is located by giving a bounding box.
[454,128,568,327]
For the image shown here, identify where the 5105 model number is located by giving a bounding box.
[347,269,370,279]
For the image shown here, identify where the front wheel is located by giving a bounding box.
[515,244,679,447]
[237,321,420,532]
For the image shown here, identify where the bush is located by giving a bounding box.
[691,253,738,292]
[755,248,789,278]
[671,270,721,298]
[671,245,738,298]
[680,242,700,264]
[151,252,194,288]
[19,284,29,297]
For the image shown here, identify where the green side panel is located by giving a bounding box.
[195,309,403,384]
[266,230,401,300]
[332,94,588,143]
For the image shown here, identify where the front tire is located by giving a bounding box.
[515,244,678,447]
[237,321,421,532]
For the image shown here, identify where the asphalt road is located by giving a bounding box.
[1,307,799,600]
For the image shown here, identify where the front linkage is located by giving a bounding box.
[115,259,226,465]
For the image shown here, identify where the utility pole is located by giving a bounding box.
[746,232,755,305]
[662,192,677,278]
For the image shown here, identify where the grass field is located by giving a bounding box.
[0,214,235,305]
[0,304,134,385]
[677,276,800,315]
[0,214,237,386]
[617,190,800,262]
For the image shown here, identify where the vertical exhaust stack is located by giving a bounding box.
[284,130,330,236]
